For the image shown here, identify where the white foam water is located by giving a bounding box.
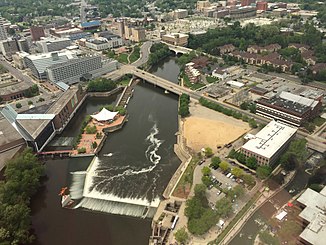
[69,171,87,199]
[74,123,163,217]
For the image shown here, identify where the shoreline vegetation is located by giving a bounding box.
[0,148,44,244]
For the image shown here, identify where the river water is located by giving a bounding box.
[31,56,181,245]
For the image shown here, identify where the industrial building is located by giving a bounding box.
[36,37,72,53]
[297,187,326,245]
[256,91,322,126]
[240,121,297,165]
[162,33,189,47]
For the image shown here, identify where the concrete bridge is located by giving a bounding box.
[162,42,193,55]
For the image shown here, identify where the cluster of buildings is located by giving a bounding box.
[185,62,201,83]
[296,186,326,245]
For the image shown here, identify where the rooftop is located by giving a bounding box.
[0,115,23,147]
[81,20,101,28]
[241,120,297,159]
[297,187,326,245]
[47,86,79,115]
[0,81,30,96]
[16,118,53,139]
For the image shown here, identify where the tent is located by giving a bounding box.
[91,108,118,122]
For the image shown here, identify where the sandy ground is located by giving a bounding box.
[183,102,250,152]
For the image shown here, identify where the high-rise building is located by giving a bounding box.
[197,1,211,12]
[241,0,256,7]
[256,1,268,11]
[131,27,146,42]
[0,24,7,41]
[30,26,45,41]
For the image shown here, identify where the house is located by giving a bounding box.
[219,44,236,55]
[288,43,310,53]
[302,50,317,66]
[311,63,326,75]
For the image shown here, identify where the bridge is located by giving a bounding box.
[162,42,193,55]
[105,65,326,154]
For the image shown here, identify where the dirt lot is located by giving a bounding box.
[183,102,250,152]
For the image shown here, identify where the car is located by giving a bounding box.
[208,185,213,190]
[198,159,205,165]
[216,190,221,195]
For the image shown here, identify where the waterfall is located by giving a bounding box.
[73,123,163,217]
[69,171,87,200]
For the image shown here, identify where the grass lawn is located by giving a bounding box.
[172,156,200,199]
[129,46,141,63]
[312,116,326,127]
[206,76,218,83]
[116,53,129,64]
[182,73,206,90]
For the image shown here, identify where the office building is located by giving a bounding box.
[46,56,102,84]
[256,1,268,11]
[36,37,72,53]
[240,121,297,165]
[241,0,256,6]
[0,39,19,60]
[229,6,257,19]
[30,26,45,41]
[85,36,122,50]
[174,9,188,19]
[131,27,146,42]
[197,1,211,12]
[0,24,7,41]
[256,91,322,126]
[297,187,326,245]
[80,20,101,31]
[162,33,189,47]
[24,50,78,80]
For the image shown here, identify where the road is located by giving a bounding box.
[131,41,153,67]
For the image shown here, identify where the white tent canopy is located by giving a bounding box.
[91,108,118,122]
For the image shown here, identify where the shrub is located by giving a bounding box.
[77,147,86,154]
[16,103,22,108]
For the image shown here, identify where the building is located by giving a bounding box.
[1,86,86,152]
[24,50,78,80]
[219,44,236,55]
[85,36,122,50]
[80,20,101,31]
[0,75,31,101]
[50,27,83,38]
[185,62,201,83]
[131,27,146,42]
[174,9,188,19]
[256,1,268,11]
[162,33,189,47]
[241,0,256,6]
[240,121,297,165]
[297,187,326,245]
[12,51,29,69]
[0,39,19,60]
[226,80,245,89]
[256,91,322,126]
[229,6,257,19]
[30,26,45,41]
[46,56,102,84]
[212,68,229,81]
[36,37,72,53]
[197,1,211,12]
[0,24,8,41]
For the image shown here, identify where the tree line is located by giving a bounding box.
[199,98,258,128]
[87,78,117,92]
[0,148,45,244]
[147,43,171,67]
[178,93,190,118]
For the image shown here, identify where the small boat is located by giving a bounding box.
[103,153,113,157]
[164,90,169,94]
[289,189,295,194]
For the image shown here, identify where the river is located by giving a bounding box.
[31,55,181,245]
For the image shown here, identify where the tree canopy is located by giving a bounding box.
[87,78,117,92]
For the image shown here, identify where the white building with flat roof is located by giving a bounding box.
[297,187,326,245]
[240,120,297,165]
[36,37,72,53]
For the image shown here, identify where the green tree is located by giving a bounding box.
[202,175,213,187]
[215,197,233,218]
[174,227,189,244]
[248,118,258,128]
[210,156,221,169]
[15,103,22,108]
[204,147,213,157]
[92,141,98,149]
[201,166,211,176]
[259,231,279,245]
[256,165,272,179]
[219,162,230,172]
[87,78,117,92]
[243,174,256,186]
[246,157,257,170]
[231,167,244,178]
[233,185,245,198]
